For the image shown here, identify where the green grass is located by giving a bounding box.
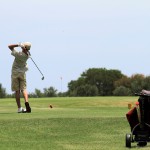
[0,96,149,150]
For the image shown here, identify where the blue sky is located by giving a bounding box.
[1,0,150,93]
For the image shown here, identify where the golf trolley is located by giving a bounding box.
[126,93,150,148]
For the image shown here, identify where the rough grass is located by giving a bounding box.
[0,96,149,150]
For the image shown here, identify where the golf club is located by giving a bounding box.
[28,52,44,80]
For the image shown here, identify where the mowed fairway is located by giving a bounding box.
[0,96,149,150]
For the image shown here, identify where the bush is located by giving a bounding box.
[113,86,132,96]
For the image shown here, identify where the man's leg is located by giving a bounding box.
[15,90,21,108]
[20,73,31,113]
[22,89,31,113]
[22,89,28,103]
[12,76,22,110]
[16,90,26,113]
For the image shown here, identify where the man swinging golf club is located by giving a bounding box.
[8,42,31,113]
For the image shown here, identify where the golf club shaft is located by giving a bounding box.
[30,57,44,78]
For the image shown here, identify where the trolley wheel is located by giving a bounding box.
[126,133,132,148]
[137,142,147,147]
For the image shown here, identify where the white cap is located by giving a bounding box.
[23,42,31,50]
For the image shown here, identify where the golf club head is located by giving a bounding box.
[42,76,44,80]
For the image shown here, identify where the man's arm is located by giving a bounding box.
[8,44,19,51]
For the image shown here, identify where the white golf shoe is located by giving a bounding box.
[18,107,26,113]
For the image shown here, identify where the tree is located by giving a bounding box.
[68,68,125,96]
[130,74,145,93]
[142,76,150,90]
[114,76,131,88]
[43,87,57,97]
[35,88,43,98]
[0,83,6,98]
[76,84,98,96]
[68,78,85,96]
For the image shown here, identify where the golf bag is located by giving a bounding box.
[126,93,150,148]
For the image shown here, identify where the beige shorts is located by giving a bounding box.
[11,72,27,91]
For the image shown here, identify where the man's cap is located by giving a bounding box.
[23,42,31,50]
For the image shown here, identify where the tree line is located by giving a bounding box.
[0,68,150,98]
[67,68,150,96]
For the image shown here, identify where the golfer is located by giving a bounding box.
[8,42,31,113]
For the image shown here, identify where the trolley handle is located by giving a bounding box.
[135,93,150,97]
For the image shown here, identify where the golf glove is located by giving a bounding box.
[18,42,24,48]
